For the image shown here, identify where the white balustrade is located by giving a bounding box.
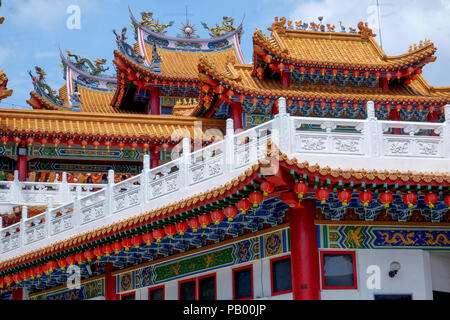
[0,101,449,260]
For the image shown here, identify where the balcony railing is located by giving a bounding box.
[0,100,449,259]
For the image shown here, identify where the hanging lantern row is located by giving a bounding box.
[257,51,424,81]
[119,68,200,89]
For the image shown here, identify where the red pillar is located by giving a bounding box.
[12,288,23,300]
[281,71,290,88]
[149,87,160,115]
[231,102,243,131]
[381,77,389,93]
[389,109,402,135]
[427,109,439,136]
[17,155,27,182]
[288,199,321,300]
[105,262,118,300]
[150,149,159,169]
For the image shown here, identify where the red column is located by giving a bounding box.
[12,288,23,300]
[150,149,159,169]
[17,155,27,182]
[427,109,439,136]
[389,109,402,135]
[381,77,389,93]
[231,102,243,131]
[281,71,290,88]
[149,87,160,115]
[105,262,118,300]
[288,199,321,300]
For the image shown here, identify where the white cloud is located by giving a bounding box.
[0,47,10,64]
[34,51,59,60]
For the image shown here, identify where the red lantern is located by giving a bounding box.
[385,73,392,80]
[309,67,316,75]
[315,189,330,204]
[264,55,272,64]
[224,206,238,221]
[403,193,417,208]
[102,244,113,257]
[164,225,177,239]
[286,98,294,107]
[94,247,103,259]
[444,195,450,209]
[256,67,264,78]
[299,66,306,74]
[211,210,225,225]
[375,71,381,79]
[131,235,142,248]
[26,137,34,147]
[81,140,88,149]
[113,240,125,253]
[251,97,259,106]
[331,69,338,77]
[41,138,48,147]
[359,191,373,207]
[142,232,154,245]
[320,68,326,76]
[260,181,274,196]
[67,139,74,148]
[263,97,271,106]
[319,101,327,109]
[353,71,360,78]
[288,65,295,73]
[396,71,402,79]
[34,266,43,278]
[131,142,138,150]
[202,84,210,94]
[5,275,13,286]
[13,274,21,284]
[364,71,370,79]
[379,192,394,208]
[188,218,200,232]
[26,269,34,280]
[153,228,165,243]
[308,100,315,107]
[1,136,8,146]
[343,70,349,77]
[58,258,68,270]
[424,193,438,209]
[342,102,349,110]
[13,136,21,146]
[0,278,4,289]
[75,252,85,265]
[330,101,337,109]
[338,190,352,206]
[226,90,234,100]
[53,138,60,147]
[294,182,308,200]
[20,270,28,282]
[198,214,212,228]
[297,100,304,108]
[65,255,76,266]
[176,221,189,236]
[93,141,100,149]
[48,260,57,273]
[237,199,251,215]
[118,142,125,150]
[84,250,95,262]
[407,67,414,75]
[249,192,263,207]
[415,68,422,75]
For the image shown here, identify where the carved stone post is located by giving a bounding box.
[444,105,450,158]
[45,195,53,240]
[20,205,27,248]
[106,169,115,216]
[275,97,291,156]
[225,119,234,172]
[365,101,380,157]
[59,172,70,203]
[142,154,150,203]
[182,138,191,187]
[12,170,20,203]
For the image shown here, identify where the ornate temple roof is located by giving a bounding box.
[253,28,437,70]
[0,108,225,140]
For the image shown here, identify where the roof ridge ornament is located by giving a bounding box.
[65,50,109,76]
[28,67,64,106]
[357,21,376,39]
[268,16,287,34]
[139,11,174,34]
[113,27,145,64]
[201,16,237,37]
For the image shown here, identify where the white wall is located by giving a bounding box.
[125,249,437,301]
[320,249,434,300]
[429,252,450,293]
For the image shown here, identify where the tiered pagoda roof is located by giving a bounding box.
[194,18,450,122]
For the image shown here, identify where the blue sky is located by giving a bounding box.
[1,0,449,109]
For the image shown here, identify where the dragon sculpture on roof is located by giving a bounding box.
[28,67,64,106]
[66,50,109,76]
[201,16,237,37]
[140,11,174,34]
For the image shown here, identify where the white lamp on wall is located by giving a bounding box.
[389,261,401,278]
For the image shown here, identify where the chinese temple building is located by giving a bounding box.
[0,9,449,301]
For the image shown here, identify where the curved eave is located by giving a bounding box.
[1,143,449,271]
[26,91,71,111]
[129,7,244,45]
[253,29,437,71]
[59,48,117,83]
[113,49,201,82]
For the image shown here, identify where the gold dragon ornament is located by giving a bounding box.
[140,12,174,34]
[201,16,237,37]
[357,21,376,39]
[268,16,287,34]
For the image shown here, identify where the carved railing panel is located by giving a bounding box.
[49,204,74,236]
[113,176,142,213]
[1,222,21,253]
[80,190,107,225]
[147,159,181,200]
[188,141,225,185]
[24,212,47,245]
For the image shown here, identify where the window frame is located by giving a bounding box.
[177,273,217,300]
[232,264,254,300]
[320,250,358,290]
[197,273,217,301]
[148,285,165,301]
[121,291,136,300]
[178,278,197,301]
[270,254,293,296]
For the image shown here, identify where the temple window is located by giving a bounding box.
[320,251,357,289]
[233,265,253,300]
[270,255,292,296]
[148,286,164,300]
[121,292,136,300]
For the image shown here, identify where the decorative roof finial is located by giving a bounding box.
[357,21,376,39]
[140,11,174,34]
[267,16,287,34]
[66,50,109,76]
[201,16,237,37]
